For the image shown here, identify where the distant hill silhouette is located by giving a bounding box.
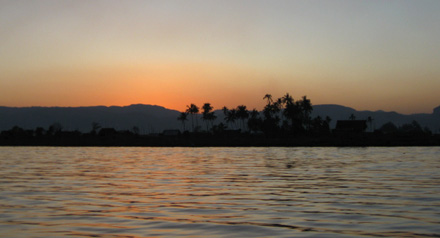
[1,104,439,133]
[312,104,440,133]
[0,104,181,134]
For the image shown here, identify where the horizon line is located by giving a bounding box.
[1,103,438,116]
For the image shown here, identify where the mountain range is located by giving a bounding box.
[1,104,439,134]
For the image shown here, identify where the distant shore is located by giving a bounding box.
[2,93,439,148]
[1,133,439,147]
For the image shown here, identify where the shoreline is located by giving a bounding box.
[2,133,439,147]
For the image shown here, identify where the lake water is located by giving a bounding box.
[0,147,439,238]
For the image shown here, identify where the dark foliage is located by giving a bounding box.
[1,94,438,146]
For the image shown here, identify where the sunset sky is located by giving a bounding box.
[1,0,439,114]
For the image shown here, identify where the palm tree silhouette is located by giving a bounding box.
[222,106,229,116]
[236,105,249,131]
[222,106,231,128]
[283,99,299,129]
[248,109,262,133]
[281,93,293,105]
[177,112,188,132]
[202,103,216,132]
[226,108,238,129]
[263,94,273,105]
[300,96,313,130]
[186,104,199,132]
[262,95,282,136]
[281,93,294,128]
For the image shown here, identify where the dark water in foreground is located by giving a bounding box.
[0,147,439,238]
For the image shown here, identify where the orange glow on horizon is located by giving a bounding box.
[1,62,281,112]
[2,1,440,115]
[2,61,439,115]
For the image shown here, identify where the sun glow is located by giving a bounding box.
[1,1,440,114]
[2,62,282,111]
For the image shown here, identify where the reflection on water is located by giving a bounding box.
[0,147,439,237]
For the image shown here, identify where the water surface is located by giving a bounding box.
[0,147,439,237]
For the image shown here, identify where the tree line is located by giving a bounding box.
[1,93,436,146]
[178,93,332,136]
[177,93,436,137]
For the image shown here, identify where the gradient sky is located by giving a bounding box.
[1,0,439,114]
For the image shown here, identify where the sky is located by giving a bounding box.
[1,0,439,114]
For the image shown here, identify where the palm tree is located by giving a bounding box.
[202,103,216,132]
[202,103,212,131]
[283,100,297,125]
[262,94,282,136]
[300,95,313,131]
[281,93,294,105]
[281,93,294,123]
[208,112,217,131]
[186,104,199,132]
[222,106,231,128]
[283,100,303,133]
[225,108,238,129]
[263,94,273,105]
[177,112,188,132]
[248,109,262,133]
[263,95,280,121]
[202,103,213,114]
[236,105,249,131]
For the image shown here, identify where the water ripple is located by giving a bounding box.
[0,147,439,237]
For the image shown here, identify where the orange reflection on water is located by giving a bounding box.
[1,147,439,237]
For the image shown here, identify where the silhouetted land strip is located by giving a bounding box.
[1,131,439,147]
[2,93,439,146]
